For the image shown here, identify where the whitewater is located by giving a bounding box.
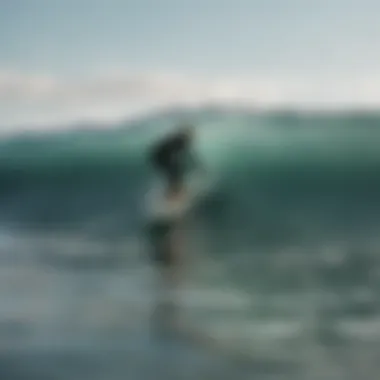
[0,108,380,379]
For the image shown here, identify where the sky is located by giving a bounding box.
[1,0,380,132]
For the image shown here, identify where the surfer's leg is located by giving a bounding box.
[147,221,170,262]
[156,225,183,291]
[147,221,186,338]
[167,223,186,286]
[147,220,181,287]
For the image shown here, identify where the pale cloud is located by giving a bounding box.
[0,70,58,101]
[1,68,380,134]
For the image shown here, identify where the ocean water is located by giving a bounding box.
[1,108,380,379]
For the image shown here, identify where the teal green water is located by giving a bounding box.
[1,110,379,241]
[1,109,380,379]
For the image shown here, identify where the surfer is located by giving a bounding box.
[145,124,202,336]
[146,124,201,283]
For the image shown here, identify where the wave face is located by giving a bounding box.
[1,110,380,377]
[1,110,380,245]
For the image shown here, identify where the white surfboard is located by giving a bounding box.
[144,173,211,222]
